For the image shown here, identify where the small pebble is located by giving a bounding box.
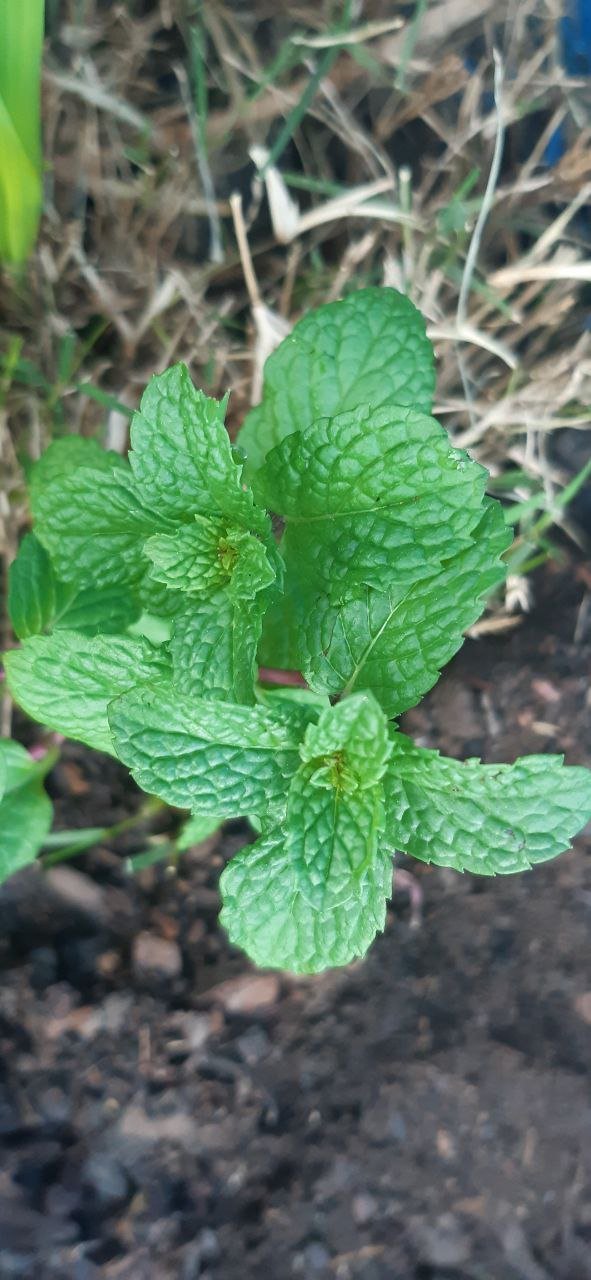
[205,972,280,1014]
[118,1105,200,1152]
[172,1012,212,1052]
[574,991,591,1025]
[302,1241,331,1272]
[132,931,182,980]
[82,1153,129,1214]
[45,867,107,923]
[409,1212,470,1267]
[352,1192,378,1225]
[235,1025,270,1064]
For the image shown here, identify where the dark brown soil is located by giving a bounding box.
[1,562,591,1280]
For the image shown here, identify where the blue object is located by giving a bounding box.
[561,0,591,75]
[544,0,591,164]
[543,122,568,166]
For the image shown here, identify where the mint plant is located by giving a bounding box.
[0,738,55,881]
[4,287,591,973]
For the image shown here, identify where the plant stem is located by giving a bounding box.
[41,796,167,867]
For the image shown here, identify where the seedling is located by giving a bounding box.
[5,289,591,972]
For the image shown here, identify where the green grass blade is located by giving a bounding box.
[0,97,40,264]
[0,0,44,264]
[263,0,353,173]
[0,0,44,168]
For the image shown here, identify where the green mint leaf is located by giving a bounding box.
[257,583,306,672]
[54,583,141,636]
[220,696,394,972]
[8,534,58,639]
[299,692,391,791]
[220,830,393,974]
[382,733,591,873]
[145,518,275,601]
[29,436,128,515]
[128,614,173,647]
[108,684,304,818]
[302,501,510,715]
[0,736,54,792]
[170,592,267,704]
[129,364,268,533]
[0,782,52,881]
[287,766,386,907]
[256,685,330,720]
[237,286,435,471]
[161,529,277,703]
[0,747,6,799]
[138,568,190,620]
[255,404,490,594]
[5,632,170,755]
[0,739,53,884]
[226,536,278,603]
[9,534,140,638]
[34,466,171,591]
[176,813,221,851]
[146,517,233,595]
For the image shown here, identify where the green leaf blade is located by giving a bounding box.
[129,364,268,533]
[108,684,304,818]
[9,533,141,639]
[300,692,392,790]
[29,437,128,515]
[34,465,169,591]
[155,519,278,703]
[5,632,170,755]
[0,0,44,173]
[238,287,435,471]
[220,831,393,974]
[0,735,52,791]
[0,739,52,884]
[176,813,221,850]
[255,405,490,597]
[146,517,276,600]
[146,517,229,595]
[221,695,396,972]
[8,534,58,639]
[383,734,591,873]
[0,95,40,265]
[302,501,511,715]
[170,591,267,705]
[55,583,141,636]
[287,770,386,908]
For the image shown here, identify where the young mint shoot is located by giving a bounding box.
[5,287,591,973]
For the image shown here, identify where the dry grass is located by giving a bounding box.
[1,0,590,602]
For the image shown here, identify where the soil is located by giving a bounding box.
[1,561,591,1280]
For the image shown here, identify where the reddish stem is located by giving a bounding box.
[258,667,308,688]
